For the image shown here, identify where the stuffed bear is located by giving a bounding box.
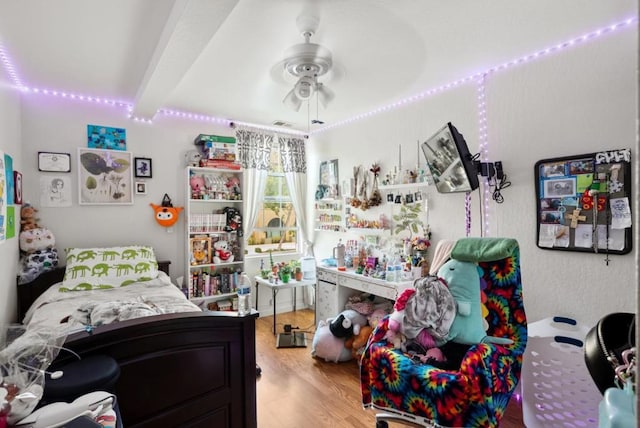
[213,240,234,264]
[437,259,513,345]
[345,325,373,359]
[311,319,353,363]
[20,203,40,231]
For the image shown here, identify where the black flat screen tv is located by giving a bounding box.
[421,122,479,193]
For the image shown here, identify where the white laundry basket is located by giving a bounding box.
[521,316,602,427]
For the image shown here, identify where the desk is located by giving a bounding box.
[254,276,316,336]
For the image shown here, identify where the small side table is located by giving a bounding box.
[254,276,316,340]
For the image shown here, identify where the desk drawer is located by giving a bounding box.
[338,276,397,300]
[317,268,338,283]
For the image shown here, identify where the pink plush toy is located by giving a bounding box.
[189,175,205,198]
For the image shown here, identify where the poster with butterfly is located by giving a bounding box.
[534,148,632,255]
[78,148,133,205]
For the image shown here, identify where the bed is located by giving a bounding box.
[14,247,258,428]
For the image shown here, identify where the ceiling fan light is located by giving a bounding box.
[294,76,314,100]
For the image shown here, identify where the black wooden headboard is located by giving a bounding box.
[16,260,171,323]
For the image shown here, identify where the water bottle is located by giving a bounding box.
[237,272,252,316]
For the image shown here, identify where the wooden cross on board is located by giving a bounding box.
[565,208,587,228]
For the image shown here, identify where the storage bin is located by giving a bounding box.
[521,316,602,427]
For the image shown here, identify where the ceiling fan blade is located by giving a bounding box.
[317,83,334,108]
[283,88,303,111]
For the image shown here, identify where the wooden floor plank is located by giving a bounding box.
[255,309,524,427]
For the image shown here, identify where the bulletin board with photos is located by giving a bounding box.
[534,148,632,255]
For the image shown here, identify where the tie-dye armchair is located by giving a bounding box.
[361,238,527,428]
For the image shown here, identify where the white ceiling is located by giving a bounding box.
[0,0,636,133]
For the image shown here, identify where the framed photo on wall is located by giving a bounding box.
[134,157,152,178]
[78,148,133,205]
[319,159,339,198]
[135,182,147,195]
[38,152,71,172]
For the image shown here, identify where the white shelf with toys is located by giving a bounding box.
[314,198,345,232]
[185,165,245,310]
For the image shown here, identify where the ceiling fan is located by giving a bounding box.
[279,14,335,112]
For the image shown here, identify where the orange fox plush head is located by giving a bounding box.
[150,203,183,227]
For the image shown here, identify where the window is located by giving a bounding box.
[246,146,298,255]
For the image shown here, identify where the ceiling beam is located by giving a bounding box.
[131,0,239,119]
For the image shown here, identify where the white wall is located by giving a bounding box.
[309,26,638,327]
[16,97,302,319]
[0,71,22,327]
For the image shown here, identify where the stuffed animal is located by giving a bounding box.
[20,203,40,231]
[329,309,368,338]
[189,175,205,198]
[438,259,513,345]
[212,240,234,264]
[224,207,243,237]
[19,227,55,253]
[367,308,388,330]
[18,248,59,284]
[311,319,353,363]
[185,150,202,167]
[345,325,373,359]
[224,176,241,199]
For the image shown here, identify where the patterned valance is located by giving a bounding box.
[235,128,273,171]
[278,136,307,174]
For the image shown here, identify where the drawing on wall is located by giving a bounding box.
[78,148,133,205]
[40,175,72,207]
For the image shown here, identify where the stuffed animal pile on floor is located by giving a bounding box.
[311,257,514,366]
[311,293,392,363]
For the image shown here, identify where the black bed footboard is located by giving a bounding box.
[57,311,258,428]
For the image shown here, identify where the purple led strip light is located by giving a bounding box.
[477,74,491,237]
[314,16,637,134]
[0,16,636,133]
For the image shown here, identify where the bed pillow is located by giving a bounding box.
[61,246,159,291]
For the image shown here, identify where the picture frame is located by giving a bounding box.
[190,236,211,265]
[38,151,71,172]
[319,159,339,198]
[13,171,23,205]
[134,157,152,178]
[135,181,147,195]
[87,124,126,150]
[78,148,133,205]
[534,148,632,255]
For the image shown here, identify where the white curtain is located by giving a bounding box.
[236,127,273,236]
[278,135,314,257]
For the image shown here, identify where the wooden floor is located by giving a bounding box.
[255,309,524,428]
